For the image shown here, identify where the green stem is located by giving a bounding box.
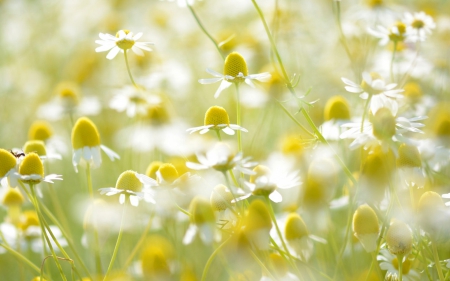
[398,254,403,281]
[103,202,127,281]
[215,130,222,141]
[248,249,277,280]
[30,184,68,281]
[186,3,224,60]
[0,242,49,278]
[276,100,314,137]
[235,83,242,153]
[123,212,155,270]
[390,41,398,83]
[201,236,232,281]
[124,51,137,87]
[431,238,445,281]
[86,164,102,278]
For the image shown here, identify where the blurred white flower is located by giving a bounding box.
[404,12,435,42]
[95,30,154,60]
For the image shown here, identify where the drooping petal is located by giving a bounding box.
[269,190,283,203]
[198,77,223,84]
[100,145,120,161]
[106,47,120,60]
[119,194,126,204]
[214,80,232,98]
[182,224,198,245]
[222,127,235,135]
[129,195,140,206]
[132,46,144,56]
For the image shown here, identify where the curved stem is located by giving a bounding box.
[103,202,127,281]
[186,3,224,60]
[248,249,277,280]
[215,130,222,141]
[124,51,137,87]
[276,100,314,137]
[201,236,232,281]
[431,238,445,281]
[234,83,242,153]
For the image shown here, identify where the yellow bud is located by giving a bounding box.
[418,191,444,212]
[20,210,40,231]
[224,52,248,82]
[116,170,142,192]
[269,253,288,278]
[397,143,421,168]
[244,199,272,232]
[2,188,24,207]
[189,197,215,225]
[403,82,422,102]
[371,108,396,140]
[303,159,337,206]
[56,82,80,107]
[18,153,44,183]
[285,213,309,240]
[417,191,445,235]
[23,140,47,156]
[141,235,174,279]
[204,106,230,126]
[158,163,179,184]
[0,149,17,177]
[362,146,395,187]
[71,117,101,149]
[28,120,53,141]
[324,96,351,121]
[386,219,412,256]
[280,134,303,156]
[145,161,163,180]
[31,277,48,281]
[435,115,450,137]
[367,0,383,7]
[210,184,233,211]
[353,204,379,235]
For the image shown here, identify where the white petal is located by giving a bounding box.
[119,194,126,204]
[198,77,223,84]
[133,32,143,40]
[245,78,256,88]
[134,42,153,51]
[269,191,282,203]
[214,80,232,98]
[199,224,214,245]
[95,44,116,52]
[106,47,120,60]
[135,173,158,186]
[199,128,211,134]
[132,46,144,56]
[182,224,198,245]
[222,127,235,135]
[92,146,102,168]
[101,145,120,161]
[130,195,140,206]
[98,187,119,195]
[186,162,208,170]
[205,68,224,78]
[83,147,92,162]
[72,149,82,172]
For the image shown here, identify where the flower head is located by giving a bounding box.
[95,30,154,60]
[324,95,351,121]
[353,204,379,252]
[369,21,408,45]
[71,117,119,172]
[28,121,53,142]
[198,52,271,98]
[386,219,413,256]
[404,12,435,42]
[0,149,17,179]
[243,199,272,250]
[187,106,248,136]
[378,249,420,281]
[14,153,62,186]
[183,196,217,245]
[284,213,314,260]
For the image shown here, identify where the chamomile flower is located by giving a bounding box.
[210,184,236,229]
[95,30,154,60]
[369,21,408,45]
[10,153,62,187]
[182,196,218,245]
[186,106,247,136]
[198,52,271,98]
[186,142,256,175]
[98,170,156,207]
[0,149,19,187]
[378,249,420,281]
[404,12,435,42]
[71,117,120,172]
[340,108,426,151]
[320,95,352,141]
[236,165,301,203]
[109,86,157,118]
[341,72,403,116]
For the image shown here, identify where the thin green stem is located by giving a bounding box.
[123,212,155,270]
[124,51,137,87]
[0,242,49,278]
[86,164,102,278]
[390,41,398,83]
[432,238,445,281]
[201,236,232,281]
[235,83,242,153]
[398,254,403,281]
[276,100,314,137]
[103,202,127,281]
[215,130,222,141]
[176,203,191,216]
[248,249,277,280]
[186,3,224,60]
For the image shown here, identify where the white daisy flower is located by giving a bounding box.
[378,249,421,281]
[110,86,159,118]
[71,117,120,172]
[404,12,436,42]
[235,165,301,203]
[342,72,403,116]
[182,197,219,245]
[340,108,426,151]
[9,153,62,188]
[186,106,247,136]
[186,142,257,175]
[199,52,271,98]
[98,170,156,207]
[95,30,154,60]
[368,21,408,45]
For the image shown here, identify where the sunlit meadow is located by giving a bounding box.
[1,0,450,280]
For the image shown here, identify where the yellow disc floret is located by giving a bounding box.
[386,219,413,256]
[403,82,422,103]
[145,161,163,180]
[392,256,412,274]
[244,199,272,232]
[353,204,379,235]
[115,29,135,50]
[19,153,44,183]
[189,196,215,225]
[324,96,351,121]
[158,163,179,184]
[0,149,17,177]
[204,106,230,126]
[141,235,174,279]
[71,117,101,149]
[28,121,53,141]
[397,143,421,168]
[116,170,142,192]
[23,140,47,156]
[361,72,383,96]
[285,213,309,240]
[2,188,24,207]
[224,52,248,82]
[19,210,40,232]
[371,108,396,140]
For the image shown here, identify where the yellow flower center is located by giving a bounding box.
[19,210,40,231]
[57,82,79,106]
[403,82,422,102]
[361,72,383,96]
[392,256,412,274]
[2,187,24,207]
[204,106,230,126]
[281,134,303,156]
[189,196,215,225]
[244,199,272,231]
[0,149,17,177]
[31,277,48,281]
[249,165,277,197]
[71,117,101,149]
[386,219,413,256]
[285,213,309,240]
[19,153,44,182]
[158,163,179,184]
[367,0,383,7]
[146,103,170,125]
[145,161,163,180]
[371,108,396,140]
[353,204,379,235]
[115,29,135,50]
[269,253,288,278]
[141,235,174,278]
[28,120,53,141]
[223,52,248,82]
[397,143,421,168]
[23,140,47,156]
[435,116,450,137]
[389,22,407,42]
[412,19,425,29]
[116,170,142,192]
[210,184,233,211]
[324,95,351,121]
